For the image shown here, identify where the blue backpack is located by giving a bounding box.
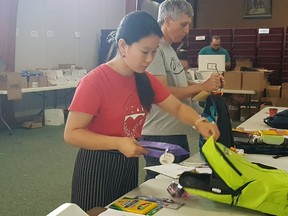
[264,109,288,129]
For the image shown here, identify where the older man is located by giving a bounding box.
[141,0,223,180]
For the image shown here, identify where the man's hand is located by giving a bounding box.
[201,72,223,92]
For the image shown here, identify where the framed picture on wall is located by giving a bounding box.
[244,0,272,19]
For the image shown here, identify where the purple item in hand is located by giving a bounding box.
[138,140,190,158]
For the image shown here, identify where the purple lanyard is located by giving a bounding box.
[138,140,190,158]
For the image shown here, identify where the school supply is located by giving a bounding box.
[138,140,189,158]
[233,130,288,155]
[179,136,288,216]
[233,128,288,136]
[134,195,185,210]
[109,197,159,215]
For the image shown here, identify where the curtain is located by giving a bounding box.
[0,0,19,130]
[0,0,19,72]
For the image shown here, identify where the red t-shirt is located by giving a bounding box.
[69,64,169,138]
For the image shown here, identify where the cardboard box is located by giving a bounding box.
[276,98,288,107]
[261,97,278,106]
[21,121,42,129]
[20,77,28,88]
[28,76,48,88]
[235,58,253,71]
[281,82,288,99]
[44,69,64,86]
[223,70,269,91]
[44,109,65,126]
[0,72,22,100]
[261,97,288,107]
[266,85,281,98]
[223,71,242,90]
[59,64,75,70]
[242,72,266,91]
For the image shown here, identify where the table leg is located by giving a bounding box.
[244,94,252,117]
[0,115,12,135]
[42,91,46,125]
[0,95,13,134]
[248,95,251,117]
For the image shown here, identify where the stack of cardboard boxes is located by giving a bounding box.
[0,64,87,129]
[1,64,86,98]
[0,70,50,101]
[40,64,86,86]
[224,58,270,92]
[262,82,288,108]
[224,58,287,121]
[0,72,22,100]
[282,83,288,100]
[21,70,48,88]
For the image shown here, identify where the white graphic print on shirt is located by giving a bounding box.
[123,95,145,138]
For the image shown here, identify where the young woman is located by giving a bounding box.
[64,11,220,211]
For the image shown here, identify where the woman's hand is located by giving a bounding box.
[195,121,220,140]
[118,137,149,158]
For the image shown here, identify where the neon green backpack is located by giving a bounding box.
[179,136,288,216]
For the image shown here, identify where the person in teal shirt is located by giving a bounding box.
[199,35,231,70]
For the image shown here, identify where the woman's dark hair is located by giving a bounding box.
[106,11,163,112]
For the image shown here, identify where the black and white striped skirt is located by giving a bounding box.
[71,149,139,211]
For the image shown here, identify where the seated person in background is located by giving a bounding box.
[198,35,231,70]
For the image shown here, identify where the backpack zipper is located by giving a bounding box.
[215,143,242,176]
[213,142,255,206]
